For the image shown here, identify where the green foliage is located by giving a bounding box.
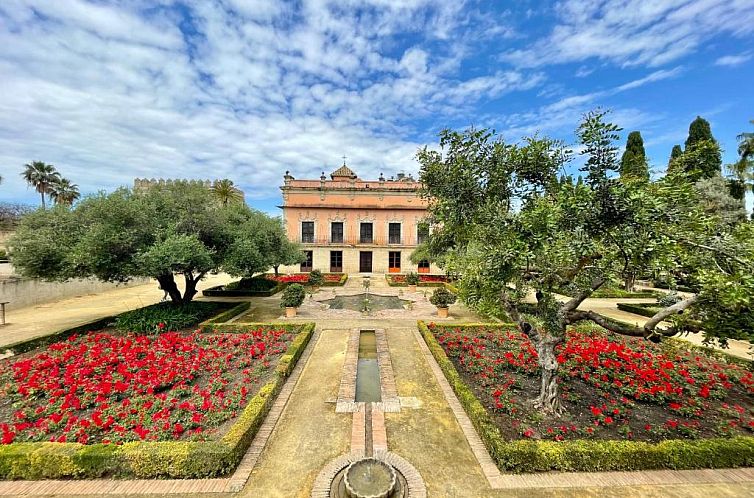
[686,116,715,149]
[667,144,683,172]
[115,301,225,332]
[429,287,457,308]
[0,323,314,479]
[405,271,420,285]
[9,184,295,303]
[677,140,723,181]
[620,131,649,181]
[307,269,324,287]
[280,283,306,308]
[418,321,754,473]
[694,175,746,224]
[576,109,622,185]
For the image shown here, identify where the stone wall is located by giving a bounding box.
[0,275,150,311]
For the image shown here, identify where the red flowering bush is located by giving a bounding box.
[0,327,293,445]
[430,323,754,442]
[388,274,448,284]
[266,273,343,284]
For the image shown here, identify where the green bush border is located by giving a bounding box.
[203,281,286,297]
[616,302,660,318]
[417,320,754,473]
[199,301,252,325]
[0,322,315,479]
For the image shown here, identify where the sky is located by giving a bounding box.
[0,0,753,215]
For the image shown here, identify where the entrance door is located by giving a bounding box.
[359,251,373,273]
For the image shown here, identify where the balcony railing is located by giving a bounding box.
[296,236,412,246]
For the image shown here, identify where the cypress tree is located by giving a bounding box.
[685,116,713,149]
[667,144,683,173]
[620,131,649,180]
[683,116,722,179]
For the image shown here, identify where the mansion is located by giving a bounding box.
[279,163,440,275]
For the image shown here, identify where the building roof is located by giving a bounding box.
[330,164,357,179]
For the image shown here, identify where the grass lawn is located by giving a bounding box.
[428,323,754,443]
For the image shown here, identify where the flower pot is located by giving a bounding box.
[437,307,449,318]
[285,307,297,318]
[408,284,417,293]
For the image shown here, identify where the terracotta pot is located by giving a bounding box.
[437,307,449,318]
[408,284,417,293]
[285,307,297,318]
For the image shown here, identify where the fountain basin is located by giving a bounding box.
[343,458,397,498]
[323,293,409,311]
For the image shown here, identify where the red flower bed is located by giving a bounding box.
[389,274,448,284]
[266,273,343,283]
[430,323,754,442]
[0,328,293,445]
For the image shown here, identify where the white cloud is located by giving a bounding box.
[502,0,754,68]
[0,0,532,207]
[714,53,752,66]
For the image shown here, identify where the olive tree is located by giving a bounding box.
[9,182,298,303]
[418,110,753,415]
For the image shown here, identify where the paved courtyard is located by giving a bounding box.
[0,275,752,497]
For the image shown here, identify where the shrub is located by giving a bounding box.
[226,277,278,292]
[114,301,224,332]
[405,271,420,285]
[658,290,683,308]
[430,287,457,308]
[307,269,324,287]
[280,283,306,308]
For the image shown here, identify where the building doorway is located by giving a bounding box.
[359,251,373,273]
[388,251,401,273]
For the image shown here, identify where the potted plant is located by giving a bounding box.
[308,269,324,288]
[429,287,456,318]
[281,283,306,317]
[405,271,420,292]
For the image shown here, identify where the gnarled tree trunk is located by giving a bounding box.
[531,330,564,415]
[156,274,182,303]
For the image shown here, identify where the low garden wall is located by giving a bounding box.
[417,320,754,473]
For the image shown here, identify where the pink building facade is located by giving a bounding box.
[278,164,441,274]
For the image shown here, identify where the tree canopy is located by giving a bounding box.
[677,117,722,180]
[9,183,301,303]
[417,110,753,415]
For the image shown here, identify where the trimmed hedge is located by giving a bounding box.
[0,322,315,480]
[203,279,286,297]
[616,302,660,318]
[385,274,448,287]
[653,281,698,293]
[417,320,754,473]
[200,301,252,325]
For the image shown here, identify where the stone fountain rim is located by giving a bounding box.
[343,457,398,498]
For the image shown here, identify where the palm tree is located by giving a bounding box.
[21,161,60,209]
[210,179,243,207]
[49,177,80,206]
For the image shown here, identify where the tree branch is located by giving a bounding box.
[675,239,753,270]
[562,276,606,312]
[566,295,699,339]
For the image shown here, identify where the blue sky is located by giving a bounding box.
[0,0,752,215]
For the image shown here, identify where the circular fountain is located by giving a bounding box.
[343,458,397,498]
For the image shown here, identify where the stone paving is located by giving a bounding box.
[0,273,233,348]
